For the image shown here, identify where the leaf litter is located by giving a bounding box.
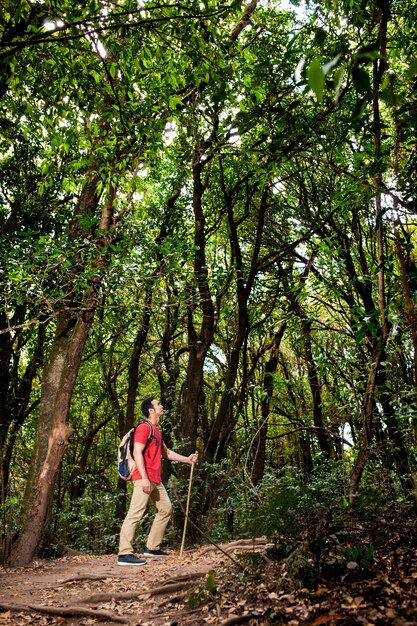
[0,535,415,625]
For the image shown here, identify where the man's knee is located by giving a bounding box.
[158,499,172,518]
[164,501,173,517]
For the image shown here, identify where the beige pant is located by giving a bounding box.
[118,480,173,555]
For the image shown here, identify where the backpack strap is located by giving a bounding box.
[137,419,155,453]
[127,420,154,457]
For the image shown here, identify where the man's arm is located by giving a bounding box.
[133,440,151,493]
[162,446,197,464]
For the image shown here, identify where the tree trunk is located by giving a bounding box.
[181,153,216,452]
[349,0,390,504]
[9,289,101,566]
[300,317,331,459]
[9,179,115,567]
[125,289,154,429]
[124,190,178,429]
[204,184,268,463]
[0,309,12,451]
[251,326,285,486]
[69,410,112,502]
[349,342,384,504]
[299,432,313,476]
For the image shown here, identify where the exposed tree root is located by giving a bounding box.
[197,537,269,557]
[61,564,212,587]
[161,570,206,585]
[151,580,199,596]
[83,576,204,604]
[227,537,268,546]
[0,601,129,623]
[60,573,131,583]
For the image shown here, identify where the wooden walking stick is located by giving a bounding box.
[180,458,196,558]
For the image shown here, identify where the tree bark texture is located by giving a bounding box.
[349,337,386,504]
[300,317,331,459]
[181,154,216,452]
[251,326,285,486]
[9,179,114,567]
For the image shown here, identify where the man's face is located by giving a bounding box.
[150,399,164,424]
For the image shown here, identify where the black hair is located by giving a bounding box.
[141,397,155,418]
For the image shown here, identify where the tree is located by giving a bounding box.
[2,0,417,563]
[2,0,261,565]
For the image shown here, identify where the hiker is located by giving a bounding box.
[117,397,198,566]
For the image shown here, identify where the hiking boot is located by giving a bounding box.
[143,548,170,557]
[117,553,147,566]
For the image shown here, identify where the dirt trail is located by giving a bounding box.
[0,539,269,626]
[2,537,417,625]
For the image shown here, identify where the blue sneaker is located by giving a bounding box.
[143,548,170,557]
[117,553,146,566]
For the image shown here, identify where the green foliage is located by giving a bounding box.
[238,464,348,539]
[53,492,122,554]
[0,496,25,558]
[205,570,216,594]
[2,0,417,567]
[345,543,374,569]
[188,570,216,609]
[307,57,325,102]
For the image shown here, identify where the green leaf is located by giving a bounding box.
[307,57,325,102]
[91,70,101,85]
[406,59,417,79]
[169,95,183,110]
[206,570,216,594]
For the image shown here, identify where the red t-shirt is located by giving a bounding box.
[131,421,164,484]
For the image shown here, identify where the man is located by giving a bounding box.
[117,397,197,566]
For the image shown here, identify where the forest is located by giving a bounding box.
[0,0,417,612]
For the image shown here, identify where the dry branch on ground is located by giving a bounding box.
[0,602,130,623]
